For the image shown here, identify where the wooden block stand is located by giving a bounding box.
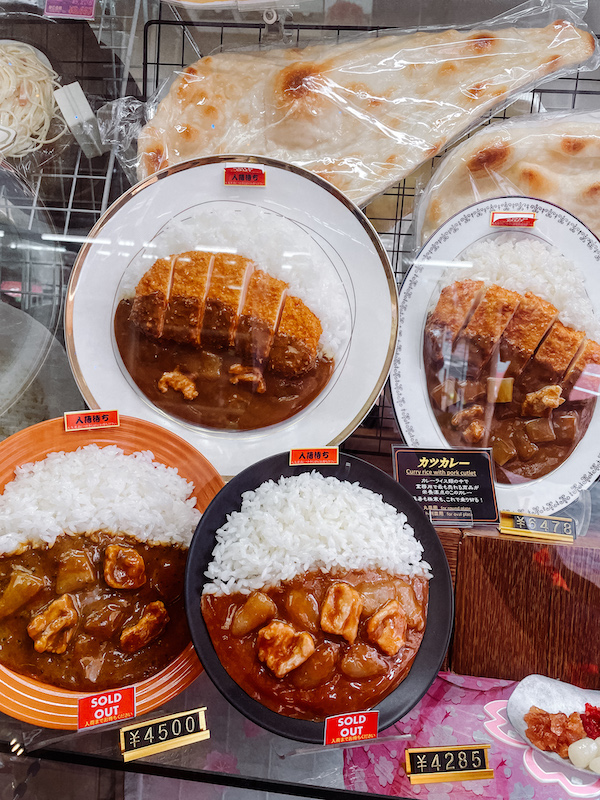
[447,526,600,689]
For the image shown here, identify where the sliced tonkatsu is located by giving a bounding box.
[498,291,558,378]
[424,279,485,367]
[130,255,175,338]
[235,270,288,367]
[162,251,214,344]
[453,284,521,379]
[563,339,600,400]
[521,321,586,393]
[269,295,323,377]
[129,251,324,380]
[201,253,255,350]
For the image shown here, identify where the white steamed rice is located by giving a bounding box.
[444,235,600,340]
[203,471,431,596]
[0,444,201,555]
[119,204,351,360]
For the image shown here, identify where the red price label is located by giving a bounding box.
[78,687,136,729]
[324,711,379,745]
[289,447,339,466]
[224,167,266,186]
[64,410,120,431]
[490,211,536,228]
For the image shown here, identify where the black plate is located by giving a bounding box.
[184,452,454,743]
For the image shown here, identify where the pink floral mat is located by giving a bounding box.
[343,672,600,799]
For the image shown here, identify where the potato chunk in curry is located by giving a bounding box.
[0,569,44,619]
[231,591,276,636]
[56,550,95,594]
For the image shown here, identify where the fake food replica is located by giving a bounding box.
[0,445,200,691]
[201,472,431,721]
[424,237,600,483]
[137,20,596,206]
[117,250,332,431]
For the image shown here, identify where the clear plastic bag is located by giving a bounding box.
[128,0,599,207]
[416,108,600,244]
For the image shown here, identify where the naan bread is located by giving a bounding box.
[137,21,596,207]
[418,115,600,242]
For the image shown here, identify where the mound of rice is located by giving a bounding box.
[120,205,351,360]
[203,471,431,596]
[446,236,600,340]
[0,444,201,555]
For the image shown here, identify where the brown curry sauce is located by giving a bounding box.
[424,358,595,483]
[0,532,190,692]
[114,299,334,431]
[201,569,428,721]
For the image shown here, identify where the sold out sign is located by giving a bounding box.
[324,711,379,745]
[78,687,136,729]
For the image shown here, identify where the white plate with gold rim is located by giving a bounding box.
[65,156,397,477]
[391,197,600,516]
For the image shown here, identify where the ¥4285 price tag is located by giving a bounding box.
[120,708,209,761]
[405,744,493,784]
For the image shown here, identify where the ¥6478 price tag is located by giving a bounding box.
[500,511,575,542]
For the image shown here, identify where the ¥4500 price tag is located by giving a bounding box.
[120,708,209,761]
[405,744,493,784]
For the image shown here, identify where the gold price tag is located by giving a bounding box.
[120,708,209,762]
[405,744,493,784]
[500,511,574,542]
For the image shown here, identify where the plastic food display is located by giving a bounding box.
[3,1,600,797]
[65,155,397,476]
[391,196,600,515]
[184,452,453,743]
[0,416,224,728]
[136,11,598,207]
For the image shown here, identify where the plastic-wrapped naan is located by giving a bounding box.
[416,111,600,243]
[137,18,597,206]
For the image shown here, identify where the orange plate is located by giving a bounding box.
[0,416,224,730]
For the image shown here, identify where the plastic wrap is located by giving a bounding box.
[416,109,600,244]
[132,1,599,208]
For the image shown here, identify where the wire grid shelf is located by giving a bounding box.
[0,0,144,354]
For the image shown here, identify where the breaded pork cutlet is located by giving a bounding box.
[235,270,288,367]
[269,295,323,377]
[201,254,255,350]
[499,291,558,377]
[563,339,600,400]
[454,284,521,379]
[522,321,586,392]
[162,251,214,344]
[424,279,485,367]
[130,256,174,338]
